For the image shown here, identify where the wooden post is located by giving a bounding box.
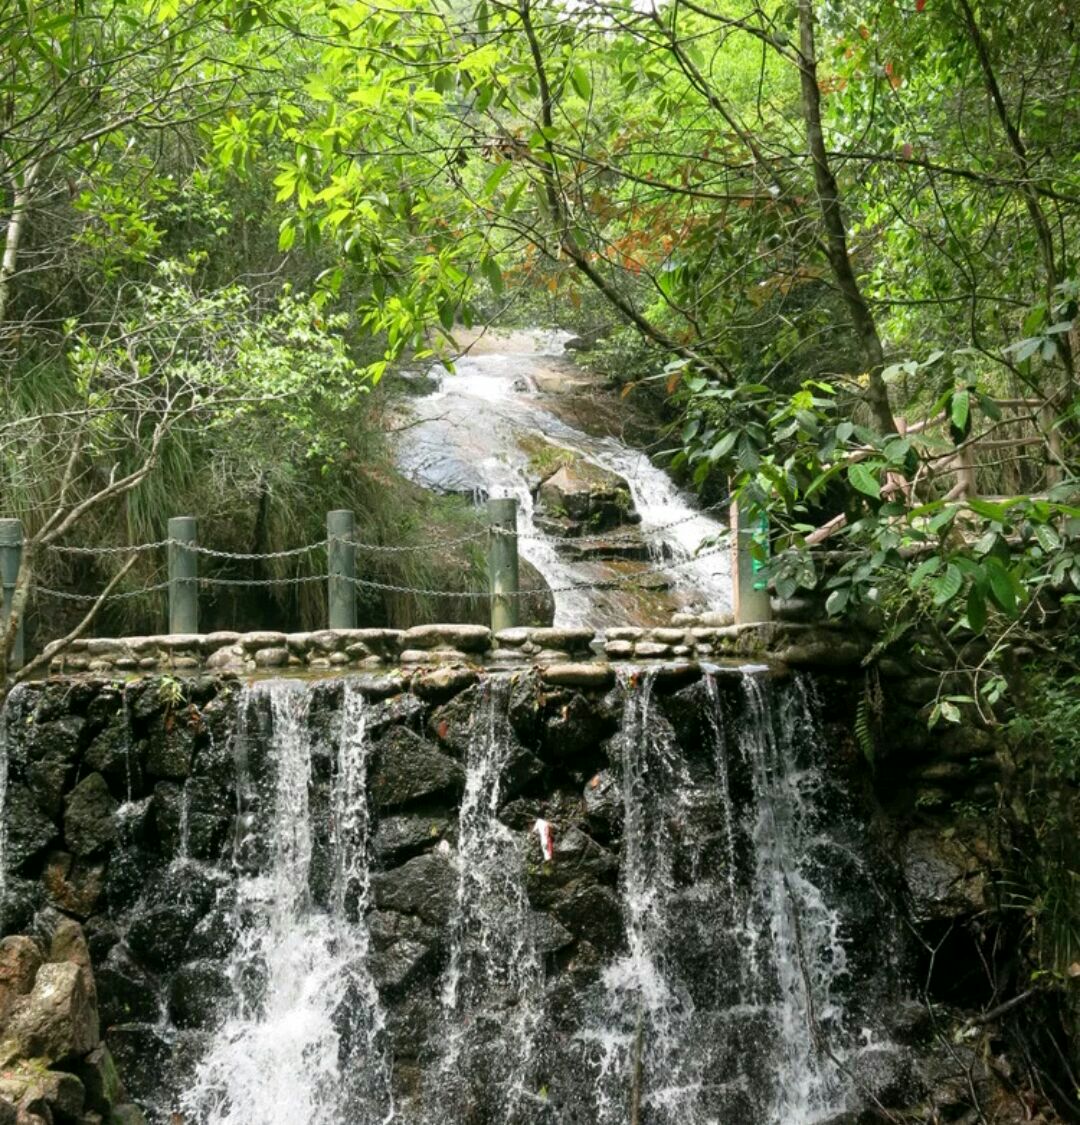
[0,519,25,670]
[731,501,772,625]
[167,516,198,635]
[326,509,357,630]
[487,497,520,632]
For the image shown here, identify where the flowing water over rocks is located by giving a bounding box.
[0,668,951,1125]
[395,330,732,626]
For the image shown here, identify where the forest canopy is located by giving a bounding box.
[2,0,1079,702]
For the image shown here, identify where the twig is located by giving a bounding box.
[14,554,138,683]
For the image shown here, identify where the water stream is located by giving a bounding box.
[395,330,732,626]
[180,681,393,1125]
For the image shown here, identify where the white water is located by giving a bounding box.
[428,677,544,1124]
[584,668,854,1124]
[181,681,393,1125]
[396,330,731,626]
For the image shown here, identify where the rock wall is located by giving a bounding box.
[0,666,1067,1125]
[39,620,866,677]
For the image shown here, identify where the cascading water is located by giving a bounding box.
[427,677,544,1124]
[180,681,393,1125]
[581,667,872,1125]
[395,330,731,625]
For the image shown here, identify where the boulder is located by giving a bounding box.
[96,945,159,1027]
[0,961,98,1066]
[75,1043,125,1113]
[0,938,42,1024]
[42,853,105,920]
[402,625,491,653]
[83,717,141,801]
[63,775,118,859]
[5,786,59,871]
[370,728,464,810]
[168,960,228,1030]
[373,815,452,865]
[371,852,457,926]
[540,663,613,690]
[536,460,635,533]
[367,912,441,992]
[0,1067,84,1124]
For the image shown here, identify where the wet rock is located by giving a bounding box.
[0,1098,13,1125]
[0,961,98,1066]
[371,727,465,810]
[103,1026,170,1108]
[902,828,987,924]
[367,911,440,992]
[48,920,93,978]
[168,960,228,1030]
[5,786,59,870]
[412,666,479,701]
[21,717,85,818]
[371,852,457,926]
[108,1103,147,1125]
[145,721,196,780]
[75,1044,125,1113]
[402,625,491,653]
[373,815,452,865]
[850,1044,922,1108]
[540,663,614,689]
[582,770,622,843]
[365,693,425,738]
[96,946,159,1027]
[536,461,635,533]
[63,774,118,858]
[125,865,223,971]
[531,912,574,955]
[83,717,141,801]
[0,938,43,1024]
[548,883,623,953]
[539,691,614,765]
[42,852,105,919]
[0,1066,84,1124]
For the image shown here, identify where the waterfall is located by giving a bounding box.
[427,676,544,1124]
[583,667,858,1124]
[180,681,393,1125]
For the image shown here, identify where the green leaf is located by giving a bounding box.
[950,389,969,432]
[848,462,880,499]
[1035,524,1061,553]
[940,700,961,723]
[570,65,592,99]
[709,431,737,462]
[910,556,942,589]
[825,588,849,615]
[984,557,1017,615]
[483,161,512,196]
[931,563,963,606]
[480,255,503,295]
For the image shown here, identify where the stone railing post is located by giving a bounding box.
[167,516,198,635]
[487,497,520,632]
[731,500,772,625]
[0,518,25,669]
[326,509,357,629]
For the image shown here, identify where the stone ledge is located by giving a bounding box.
[40,621,867,677]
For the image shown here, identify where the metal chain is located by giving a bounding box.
[33,580,172,603]
[199,575,325,587]
[47,540,173,556]
[335,528,492,553]
[190,542,328,560]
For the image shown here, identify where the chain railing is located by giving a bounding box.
[1,496,754,669]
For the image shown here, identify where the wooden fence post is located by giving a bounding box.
[731,500,772,625]
[167,516,198,634]
[0,519,25,670]
[326,509,357,629]
[487,497,520,632]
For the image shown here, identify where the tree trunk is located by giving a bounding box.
[796,0,896,435]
